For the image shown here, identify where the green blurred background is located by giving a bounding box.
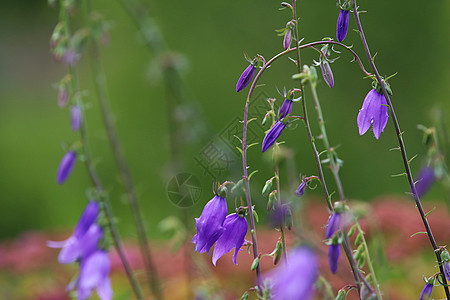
[0,0,449,242]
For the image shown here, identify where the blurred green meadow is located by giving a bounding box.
[0,0,450,299]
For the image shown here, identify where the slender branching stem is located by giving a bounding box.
[84,1,163,298]
[352,1,450,298]
[58,4,144,298]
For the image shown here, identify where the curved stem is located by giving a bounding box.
[352,2,450,298]
[84,1,163,298]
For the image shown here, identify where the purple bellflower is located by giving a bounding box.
[419,282,433,300]
[265,247,318,300]
[57,151,77,185]
[76,250,113,300]
[328,243,340,274]
[71,105,82,132]
[262,121,286,152]
[336,10,350,42]
[47,201,100,263]
[325,212,341,239]
[295,181,307,197]
[414,166,435,198]
[58,87,68,108]
[236,64,256,92]
[357,89,389,139]
[320,60,334,88]
[212,213,248,266]
[444,261,450,282]
[192,195,227,254]
[278,99,293,120]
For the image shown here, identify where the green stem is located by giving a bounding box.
[275,166,288,263]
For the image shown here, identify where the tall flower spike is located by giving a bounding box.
[325,212,341,239]
[192,195,227,254]
[265,247,318,300]
[328,243,340,274]
[278,99,293,120]
[236,64,256,92]
[56,151,77,185]
[336,9,350,42]
[212,213,248,266]
[262,121,286,152]
[357,89,389,139]
[419,282,433,300]
[414,166,435,198]
[76,250,113,300]
[71,105,82,132]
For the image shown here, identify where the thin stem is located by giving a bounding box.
[58,3,143,298]
[275,165,288,263]
[241,94,263,295]
[84,1,163,298]
[352,2,450,298]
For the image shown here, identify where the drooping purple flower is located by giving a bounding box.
[328,243,340,274]
[278,99,293,120]
[325,212,341,239]
[336,10,350,42]
[47,202,101,263]
[265,247,318,300]
[295,181,307,197]
[236,64,256,92]
[444,261,450,282]
[56,151,77,185]
[357,89,389,139]
[283,28,292,50]
[212,213,248,266]
[262,121,286,152]
[77,250,113,300]
[71,105,82,132]
[192,195,227,254]
[320,60,334,88]
[414,166,435,198]
[419,282,433,300]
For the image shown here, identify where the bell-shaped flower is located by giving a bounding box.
[325,212,341,239]
[47,202,100,263]
[357,89,389,139]
[76,250,113,300]
[57,151,77,185]
[295,181,307,197]
[419,282,433,300]
[236,64,256,92]
[265,247,318,300]
[414,166,435,198]
[71,105,82,132]
[278,99,293,120]
[328,243,340,274]
[336,9,350,42]
[192,195,227,254]
[212,213,248,265]
[262,121,286,152]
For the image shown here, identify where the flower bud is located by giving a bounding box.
[71,105,82,131]
[262,178,274,196]
[236,64,256,92]
[328,242,340,274]
[262,121,286,152]
[320,59,334,88]
[336,9,350,42]
[56,151,77,185]
[283,28,292,50]
[278,99,293,120]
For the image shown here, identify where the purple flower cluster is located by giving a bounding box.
[265,247,318,300]
[192,195,248,265]
[48,202,112,300]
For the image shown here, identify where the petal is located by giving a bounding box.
[79,251,111,292]
[212,214,248,265]
[58,236,81,264]
[97,277,113,300]
[371,93,389,139]
[357,89,379,136]
[192,196,227,254]
[79,224,103,258]
[74,201,100,238]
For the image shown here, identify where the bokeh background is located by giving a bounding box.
[0,0,450,299]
